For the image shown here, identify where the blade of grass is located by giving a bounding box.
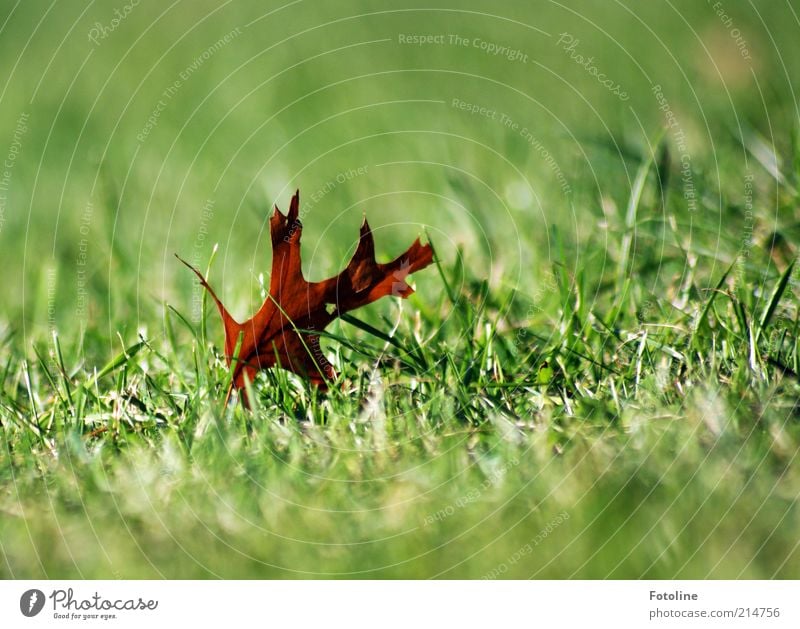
[756,259,796,342]
[691,260,735,348]
[83,340,145,391]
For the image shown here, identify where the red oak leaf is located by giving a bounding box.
[178,189,433,404]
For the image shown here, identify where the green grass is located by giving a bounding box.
[1,0,800,578]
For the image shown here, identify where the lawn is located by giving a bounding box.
[1,0,799,578]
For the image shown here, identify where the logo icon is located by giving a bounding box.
[20,589,45,617]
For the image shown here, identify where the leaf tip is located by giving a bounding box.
[288,189,300,221]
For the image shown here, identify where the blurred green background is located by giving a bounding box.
[1,0,799,579]
[1,0,797,341]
